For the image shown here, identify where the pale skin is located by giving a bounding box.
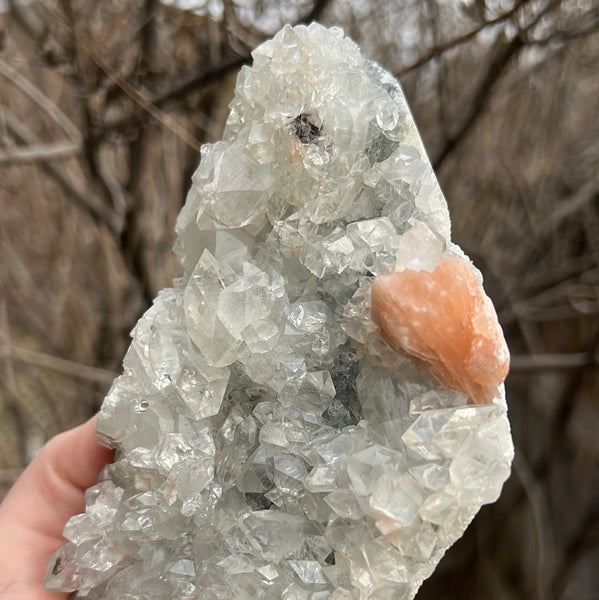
[0,415,113,600]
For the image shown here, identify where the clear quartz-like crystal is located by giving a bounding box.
[46,23,514,600]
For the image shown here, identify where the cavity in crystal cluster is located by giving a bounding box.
[45,23,513,600]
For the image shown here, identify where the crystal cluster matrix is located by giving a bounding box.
[46,23,514,600]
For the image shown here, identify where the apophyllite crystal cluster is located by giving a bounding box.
[46,23,513,600]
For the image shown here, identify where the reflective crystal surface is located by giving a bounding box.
[45,23,513,600]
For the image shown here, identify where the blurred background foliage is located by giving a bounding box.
[1,0,598,598]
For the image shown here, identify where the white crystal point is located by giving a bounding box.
[46,23,513,600]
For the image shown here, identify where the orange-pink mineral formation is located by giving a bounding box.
[371,256,510,405]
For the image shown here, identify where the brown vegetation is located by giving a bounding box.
[1,0,598,598]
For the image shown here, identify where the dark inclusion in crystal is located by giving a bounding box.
[323,345,362,428]
[52,557,63,576]
[291,113,322,144]
[244,492,274,511]
[365,122,399,164]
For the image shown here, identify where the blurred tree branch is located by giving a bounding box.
[396,0,528,77]
[39,0,202,151]
[0,57,81,144]
[434,34,525,169]
[0,139,80,163]
[510,353,599,370]
[0,345,116,385]
[2,110,119,235]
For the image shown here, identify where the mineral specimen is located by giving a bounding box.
[45,23,514,600]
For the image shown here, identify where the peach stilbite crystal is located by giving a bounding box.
[371,256,509,404]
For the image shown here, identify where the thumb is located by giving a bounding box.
[0,415,114,598]
[1,415,114,539]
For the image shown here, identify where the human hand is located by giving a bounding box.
[0,415,113,599]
